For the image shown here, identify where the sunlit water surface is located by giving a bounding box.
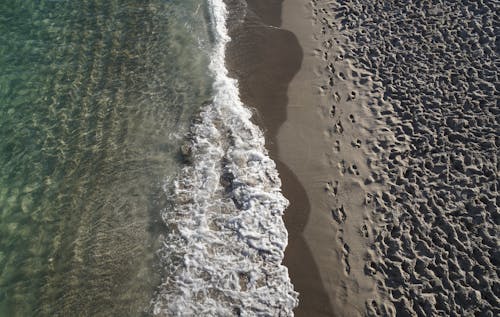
[0,1,211,315]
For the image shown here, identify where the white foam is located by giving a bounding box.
[152,0,298,315]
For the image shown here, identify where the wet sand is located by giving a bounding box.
[229,0,498,316]
[225,0,337,316]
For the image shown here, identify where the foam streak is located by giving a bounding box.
[152,0,298,315]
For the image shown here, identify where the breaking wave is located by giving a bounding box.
[151,0,298,315]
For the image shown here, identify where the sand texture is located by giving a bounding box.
[280,0,381,315]
[224,2,336,314]
[298,0,498,315]
[276,0,499,315]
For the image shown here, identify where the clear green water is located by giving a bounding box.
[0,0,211,315]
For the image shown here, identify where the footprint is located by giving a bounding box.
[334,121,344,134]
[364,193,373,205]
[351,139,362,148]
[361,223,369,237]
[366,300,382,316]
[352,164,360,176]
[338,160,347,175]
[325,180,339,196]
[348,91,357,101]
[342,243,351,275]
[348,164,360,176]
[343,243,350,253]
[334,91,341,102]
[364,175,375,185]
[339,280,349,301]
[333,140,341,152]
[331,204,347,224]
[327,62,335,73]
[364,261,377,276]
[319,85,328,95]
[349,114,356,123]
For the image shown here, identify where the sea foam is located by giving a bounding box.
[152,0,298,315]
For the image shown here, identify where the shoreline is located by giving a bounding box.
[154,0,299,314]
[224,0,335,315]
[225,0,498,316]
[225,0,355,315]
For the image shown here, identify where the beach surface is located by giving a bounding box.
[231,0,498,316]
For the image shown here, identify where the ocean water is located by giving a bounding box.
[0,0,211,315]
[0,0,297,315]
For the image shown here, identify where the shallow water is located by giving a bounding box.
[0,0,211,315]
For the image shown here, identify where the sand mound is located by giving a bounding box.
[312,0,499,315]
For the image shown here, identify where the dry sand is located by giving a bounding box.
[227,0,498,316]
[278,0,499,316]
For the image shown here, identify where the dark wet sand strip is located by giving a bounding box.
[225,0,337,315]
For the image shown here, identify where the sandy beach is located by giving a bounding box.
[229,0,498,316]
[1,0,495,315]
